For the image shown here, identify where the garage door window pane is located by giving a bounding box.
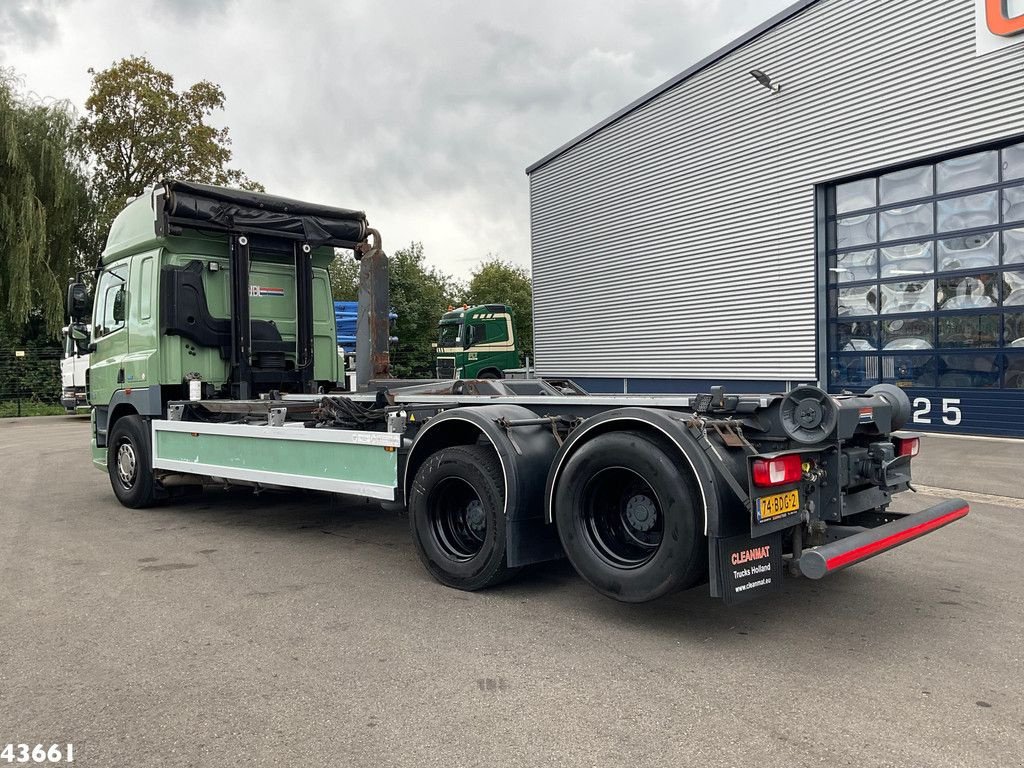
[835,178,876,214]
[1003,184,1024,223]
[832,320,879,351]
[833,285,878,316]
[830,355,879,386]
[1006,353,1024,388]
[880,279,933,314]
[1003,271,1024,306]
[1004,228,1024,265]
[937,273,998,309]
[1003,142,1024,182]
[881,241,933,278]
[835,214,876,247]
[938,315,999,348]
[882,317,934,350]
[938,354,999,388]
[882,354,936,386]
[880,165,932,204]
[879,203,933,242]
[1006,313,1024,346]
[829,249,877,283]
[937,191,998,232]
[938,231,998,271]
[937,150,998,193]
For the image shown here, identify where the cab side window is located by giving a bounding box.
[486,320,509,344]
[467,323,485,346]
[94,267,127,337]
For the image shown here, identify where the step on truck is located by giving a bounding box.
[65,180,970,605]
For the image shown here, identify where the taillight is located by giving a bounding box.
[752,454,803,487]
[894,436,920,458]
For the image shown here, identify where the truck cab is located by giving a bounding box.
[436,304,519,379]
[67,181,360,478]
[59,324,90,413]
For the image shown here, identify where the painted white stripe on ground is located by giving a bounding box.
[913,485,1024,510]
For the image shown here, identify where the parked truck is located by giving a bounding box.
[59,325,90,413]
[436,304,520,379]
[65,180,969,604]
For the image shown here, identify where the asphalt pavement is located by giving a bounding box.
[1,416,1021,767]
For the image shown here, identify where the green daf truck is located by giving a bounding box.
[436,304,520,379]
[66,180,970,605]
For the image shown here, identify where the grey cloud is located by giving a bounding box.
[2,0,793,271]
[0,1,58,59]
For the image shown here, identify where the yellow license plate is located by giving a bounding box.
[756,489,800,522]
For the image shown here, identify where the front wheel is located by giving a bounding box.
[107,414,157,508]
[408,445,517,591]
[554,430,706,602]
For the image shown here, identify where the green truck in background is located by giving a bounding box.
[435,304,520,379]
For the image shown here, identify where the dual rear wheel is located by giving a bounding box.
[408,430,705,602]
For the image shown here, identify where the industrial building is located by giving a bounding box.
[527,0,1024,436]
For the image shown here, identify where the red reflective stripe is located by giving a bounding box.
[825,505,969,572]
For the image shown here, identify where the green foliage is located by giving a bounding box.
[0,70,96,335]
[0,315,63,412]
[328,250,359,301]
[388,243,462,378]
[79,55,262,236]
[0,401,66,418]
[464,257,533,358]
[326,247,534,376]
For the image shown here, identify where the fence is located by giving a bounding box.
[0,346,64,417]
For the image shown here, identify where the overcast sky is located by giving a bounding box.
[1,0,792,274]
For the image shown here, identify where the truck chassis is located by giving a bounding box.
[133,378,968,604]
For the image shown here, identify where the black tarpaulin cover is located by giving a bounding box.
[160,179,368,247]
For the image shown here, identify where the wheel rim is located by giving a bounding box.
[580,467,663,568]
[115,440,137,490]
[428,477,488,561]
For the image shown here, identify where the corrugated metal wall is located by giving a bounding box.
[528,0,1024,382]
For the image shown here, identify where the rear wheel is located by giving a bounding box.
[408,445,517,590]
[554,430,706,602]
[107,414,157,508]
[478,369,502,379]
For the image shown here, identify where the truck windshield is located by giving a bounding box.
[438,322,462,347]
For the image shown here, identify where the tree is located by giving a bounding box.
[328,250,359,302]
[328,243,461,378]
[0,69,95,335]
[387,243,462,378]
[79,55,262,235]
[464,257,533,359]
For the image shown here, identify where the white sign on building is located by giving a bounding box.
[976,0,1024,55]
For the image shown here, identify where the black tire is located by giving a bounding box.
[478,369,502,379]
[553,430,706,603]
[107,414,157,509]
[408,444,517,591]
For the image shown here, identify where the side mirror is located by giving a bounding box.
[112,288,126,324]
[70,324,91,355]
[67,282,92,322]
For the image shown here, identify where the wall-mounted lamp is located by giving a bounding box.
[750,69,781,94]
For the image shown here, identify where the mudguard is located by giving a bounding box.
[543,407,726,537]
[404,405,563,567]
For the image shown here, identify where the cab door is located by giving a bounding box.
[89,262,130,411]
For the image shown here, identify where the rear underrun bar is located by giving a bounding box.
[798,498,970,579]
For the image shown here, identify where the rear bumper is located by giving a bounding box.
[799,498,969,579]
